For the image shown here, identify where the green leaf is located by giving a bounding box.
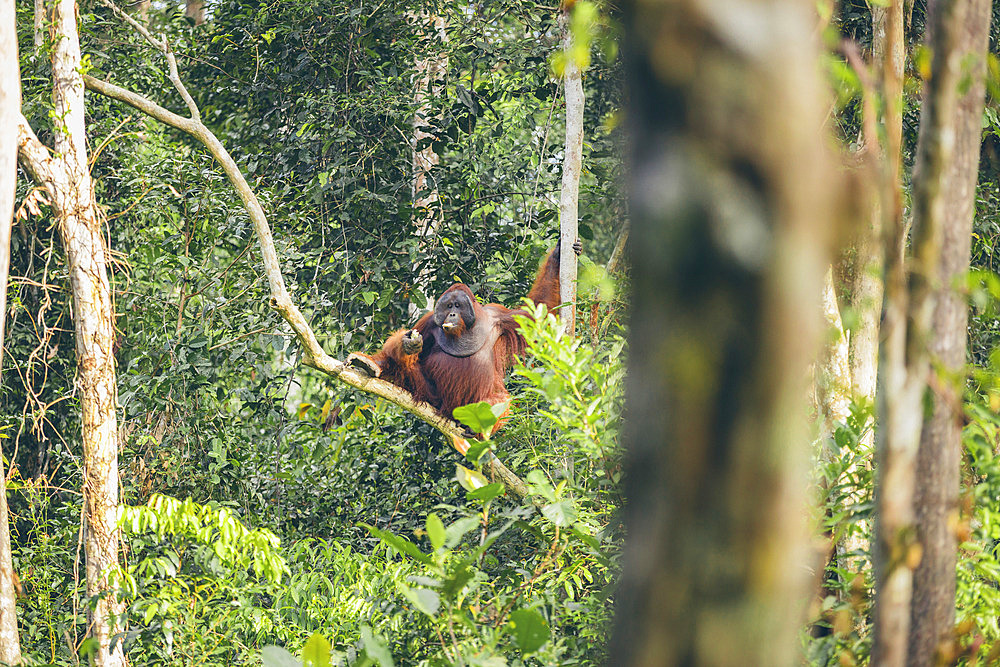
[466,483,505,503]
[525,470,556,502]
[456,465,490,492]
[541,500,578,527]
[426,513,445,551]
[360,626,395,667]
[302,634,332,667]
[360,523,432,565]
[465,439,492,464]
[261,646,301,667]
[507,608,550,654]
[444,516,482,548]
[452,402,498,435]
[441,561,475,599]
[401,584,440,617]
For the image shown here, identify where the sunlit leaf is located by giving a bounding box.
[260,646,302,667]
[401,584,440,617]
[426,513,445,551]
[456,464,490,492]
[360,523,432,565]
[302,634,332,667]
[541,500,578,527]
[467,483,505,503]
[453,402,498,435]
[360,626,395,667]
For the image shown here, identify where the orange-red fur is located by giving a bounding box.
[352,249,562,432]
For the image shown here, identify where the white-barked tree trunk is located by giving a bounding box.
[16,1,125,664]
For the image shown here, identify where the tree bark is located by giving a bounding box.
[127,0,149,21]
[853,0,903,421]
[184,0,203,25]
[409,12,447,311]
[606,222,628,275]
[872,0,964,664]
[16,2,125,664]
[0,0,16,380]
[33,0,43,50]
[819,268,852,436]
[610,0,836,663]
[558,9,582,335]
[908,0,991,663]
[411,14,445,238]
[0,0,23,661]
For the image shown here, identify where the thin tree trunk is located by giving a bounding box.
[1,0,16,379]
[0,0,23,660]
[184,0,203,25]
[411,14,445,236]
[127,0,149,21]
[819,268,852,436]
[610,0,836,663]
[0,450,18,667]
[908,0,991,663]
[872,0,964,663]
[558,8,582,334]
[33,0,43,50]
[606,222,628,275]
[16,1,125,664]
[832,0,905,579]
[853,0,903,422]
[409,13,446,311]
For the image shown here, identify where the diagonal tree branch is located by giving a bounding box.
[83,9,529,498]
[96,0,200,121]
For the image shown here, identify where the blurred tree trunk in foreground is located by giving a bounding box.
[871,0,979,663]
[908,0,991,663]
[610,0,836,663]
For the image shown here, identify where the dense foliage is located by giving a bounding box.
[7,0,1000,664]
[5,0,625,664]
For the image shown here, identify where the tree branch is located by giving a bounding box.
[96,0,200,121]
[606,221,629,275]
[17,115,58,187]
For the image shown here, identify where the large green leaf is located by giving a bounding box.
[541,500,578,527]
[401,584,440,617]
[456,464,490,492]
[452,401,499,435]
[507,608,550,654]
[467,482,505,503]
[360,523,432,565]
[426,512,445,551]
[261,646,301,667]
[302,634,332,667]
[361,626,395,667]
[444,516,483,548]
